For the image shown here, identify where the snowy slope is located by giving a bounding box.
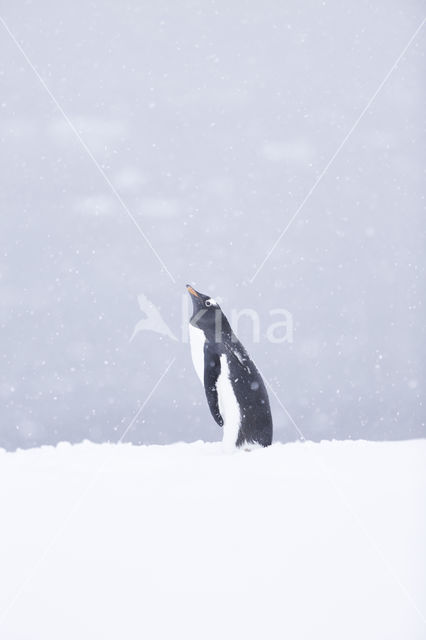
[0,440,425,639]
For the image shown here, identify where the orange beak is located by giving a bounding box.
[186,285,200,298]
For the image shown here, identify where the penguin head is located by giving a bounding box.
[186,285,225,337]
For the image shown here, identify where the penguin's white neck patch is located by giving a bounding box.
[188,323,205,385]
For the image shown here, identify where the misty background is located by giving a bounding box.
[0,1,424,450]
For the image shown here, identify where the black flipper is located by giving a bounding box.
[203,350,224,427]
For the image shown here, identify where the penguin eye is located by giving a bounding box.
[205,300,212,307]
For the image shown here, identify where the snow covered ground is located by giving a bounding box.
[0,439,425,639]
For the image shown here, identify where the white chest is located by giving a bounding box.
[217,354,241,451]
[188,323,206,385]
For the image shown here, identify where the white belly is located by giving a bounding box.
[217,354,241,452]
[188,323,205,385]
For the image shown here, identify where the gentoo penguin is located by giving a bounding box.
[186,285,273,450]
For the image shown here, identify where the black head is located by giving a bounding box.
[186,285,229,340]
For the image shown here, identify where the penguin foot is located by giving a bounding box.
[240,441,263,452]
